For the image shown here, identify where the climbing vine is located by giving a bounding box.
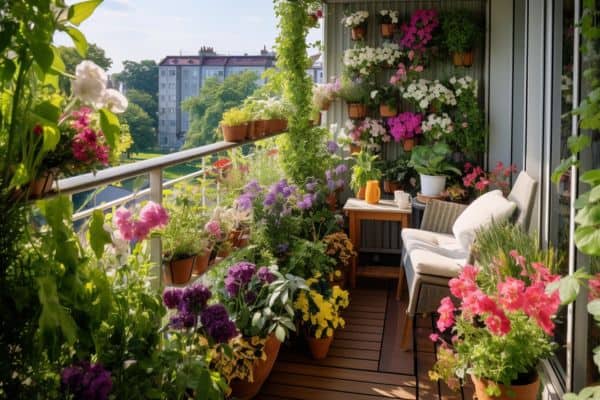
[274,0,327,184]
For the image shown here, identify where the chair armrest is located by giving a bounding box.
[420,200,467,234]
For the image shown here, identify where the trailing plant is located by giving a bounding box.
[275,0,328,184]
[410,142,461,176]
[441,10,478,53]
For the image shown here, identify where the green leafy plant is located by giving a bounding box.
[410,142,461,176]
[221,107,251,127]
[350,150,382,192]
[162,199,207,261]
[338,78,370,104]
[370,85,399,108]
[285,239,336,279]
[447,76,486,158]
[441,10,478,53]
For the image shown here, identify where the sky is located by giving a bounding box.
[55,0,323,73]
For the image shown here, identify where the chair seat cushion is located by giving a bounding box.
[452,190,517,251]
[402,228,468,278]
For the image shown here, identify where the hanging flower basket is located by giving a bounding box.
[452,51,474,67]
[347,103,367,119]
[351,24,367,41]
[222,124,248,142]
[380,23,395,38]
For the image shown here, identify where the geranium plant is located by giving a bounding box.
[463,161,517,196]
[403,79,457,112]
[421,113,454,142]
[387,112,423,142]
[378,10,399,24]
[399,9,439,52]
[430,252,561,397]
[345,118,390,151]
[389,62,424,87]
[342,10,369,28]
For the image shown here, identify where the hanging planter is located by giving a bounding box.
[351,24,367,41]
[307,335,334,360]
[379,104,398,118]
[471,374,540,400]
[347,103,367,119]
[222,124,248,142]
[452,51,474,67]
[403,138,416,152]
[229,334,281,400]
[380,23,395,38]
[28,168,58,198]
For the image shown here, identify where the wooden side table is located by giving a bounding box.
[343,198,411,299]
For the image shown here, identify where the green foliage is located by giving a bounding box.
[350,150,382,192]
[183,71,259,148]
[221,107,251,126]
[275,0,328,184]
[285,239,336,278]
[410,142,460,176]
[370,85,398,108]
[448,80,486,159]
[161,198,208,261]
[441,10,478,53]
[338,77,370,104]
[120,102,156,152]
[113,60,158,96]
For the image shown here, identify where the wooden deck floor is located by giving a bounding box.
[257,284,473,400]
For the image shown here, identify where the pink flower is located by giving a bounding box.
[114,207,135,241]
[522,282,560,335]
[474,179,490,192]
[139,201,169,228]
[408,50,415,61]
[530,262,559,284]
[509,249,526,269]
[497,277,526,311]
[589,273,600,301]
[429,333,440,342]
[132,220,151,241]
[387,112,423,141]
[485,312,511,336]
[205,220,222,239]
[436,297,455,332]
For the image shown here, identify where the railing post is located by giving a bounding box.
[149,168,163,289]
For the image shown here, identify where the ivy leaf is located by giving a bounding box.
[68,0,102,25]
[99,108,120,154]
[64,26,88,57]
[31,42,54,72]
[589,185,600,203]
[581,169,600,185]
[575,191,591,209]
[89,210,111,259]
[575,225,600,256]
[575,203,600,227]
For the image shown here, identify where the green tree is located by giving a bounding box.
[114,60,158,95]
[120,103,156,152]
[58,43,112,93]
[126,88,157,125]
[183,71,259,148]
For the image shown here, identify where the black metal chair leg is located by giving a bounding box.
[413,313,419,399]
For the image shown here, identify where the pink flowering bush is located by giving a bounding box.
[114,201,169,242]
[345,118,390,151]
[399,9,439,52]
[69,108,110,169]
[389,62,424,86]
[463,161,517,196]
[430,251,561,396]
[386,112,423,142]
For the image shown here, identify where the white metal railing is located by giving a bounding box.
[57,133,283,285]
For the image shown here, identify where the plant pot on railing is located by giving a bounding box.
[229,333,281,400]
[165,255,195,285]
[452,51,474,67]
[379,104,398,118]
[471,373,540,400]
[248,120,267,140]
[222,124,248,142]
[347,103,367,119]
[351,25,367,41]
[419,174,446,196]
[28,168,59,198]
[307,334,334,360]
[380,23,395,38]
[193,248,211,276]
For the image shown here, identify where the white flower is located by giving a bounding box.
[72,60,108,107]
[102,89,128,113]
[370,90,379,99]
[342,11,369,27]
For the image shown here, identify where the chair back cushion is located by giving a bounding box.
[452,190,517,250]
[507,171,538,230]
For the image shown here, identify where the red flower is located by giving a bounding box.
[212,158,231,170]
[33,124,44,136]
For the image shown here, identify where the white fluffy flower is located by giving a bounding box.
[102,89,128,113]
[72,60,108,107]
[342,11,369,27]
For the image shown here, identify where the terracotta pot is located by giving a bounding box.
[349,143,362,154]
[193,249,211,275]
[326,192,338,211]
[217,247,231,259]
[453,51,474,67]
[230,334,281,400]
[379,104,398,117]
[351,25,367,41]
[320,100,331,112]
[248,120,267,140]
[167,256,195,285]
[356,186,366,200]
[307,335,334,360]
[236,235,250,249]
[380,23,395,38]
[365,180,381,204]
[29,169,58,198]
[403,138,415,151]
[222,124,248,142]
[462,51,474,67]
[471,374,540,400]
[383,180,401,194]
[347,103,367,119]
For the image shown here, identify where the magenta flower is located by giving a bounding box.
[200,304,238,343]
[61,361,112,400]
[205,220,222,239]
[387,112,423,141]
[400,9,439,51]
[139,201,169,228]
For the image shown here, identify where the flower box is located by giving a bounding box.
[222,124,248,142]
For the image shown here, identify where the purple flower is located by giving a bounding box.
[276,243,289,254]
[162,288,183,309]
[282,186,292,198]
[235,193,253,211]
[201,304,238,343]
[335,163,348,175]
[244,179,262,195]
[325,169,332,180]
[263,192,277,207]
[258,266,276,284]
[224,261,257,296]
[169,311,196,329]
[61,362,112,400]
[180,284,211,314]
[305,181,318,192]
[297,193,315,210]
[326,140,339,154]
[245,291,257,304]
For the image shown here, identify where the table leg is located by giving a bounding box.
[348,213,358,288]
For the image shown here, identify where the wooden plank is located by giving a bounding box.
[268,372,416,399]
[343,317,385,328]
[279,352,380,371]
[332,338,381,351]
[356,266,402,279]
[328,347,380,361]
[346,304,387,313]
[344,310,386,321]
[261,382,412,400]
[336,329,383,343]
[342,324,383,334]
[272,361,415,387]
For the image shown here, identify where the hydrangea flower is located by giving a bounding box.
[180,284,212,314]
[114,202,168,242]
[224,262,257,296]
[200,304,238,343]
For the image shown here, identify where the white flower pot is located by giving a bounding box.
[420,174,446,196]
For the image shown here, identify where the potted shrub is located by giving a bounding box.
[429,252,562,400]
[380,160,402,193]
[216,262,305,399]
[342,10,369,41]
[350,150,382,200]
[294,273,349,359]
[409,142,460,196]
[441,10,478,67]
[371,86,399,117]
[378,10,399,38]
[322,232,356,288]
[257,97,289,134]
[339,79,370,119]
[387,112,423,151]
[221,107,250,142]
